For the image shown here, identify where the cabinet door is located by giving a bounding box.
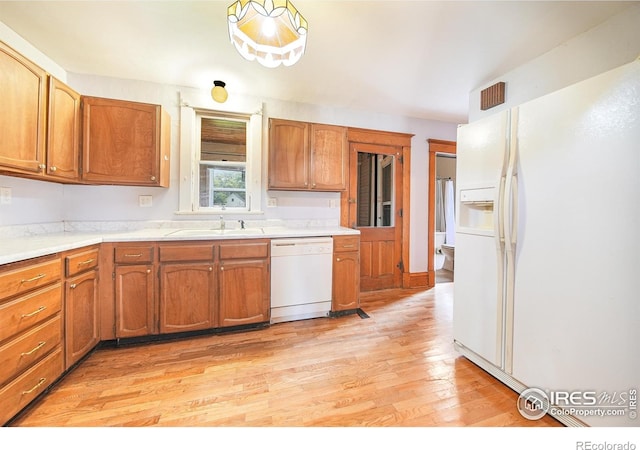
[310,124,347,191]
[65,269,99,369]
[219,259,269,327]
[46,77,80,181]
[268,119,309,189]
[159,263,216,333]
[115,265,155,338]
[332,251,360,311]
[0,41,47,174]
[82,96,168,186]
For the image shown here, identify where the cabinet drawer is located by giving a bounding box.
[219,240,269,260]
[0,346,63,426]
[333,236,360,252]
[0,258,61,302]
[0,315,62,387]
[114,245,155,264]
[65,247,99,277]
[0,283,62,343]
[159,244,214,262]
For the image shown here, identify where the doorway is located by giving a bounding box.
[348,142,403,291]
[427,139,457,287]
[434,153,456,283]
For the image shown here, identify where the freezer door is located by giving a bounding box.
[453,233,503,367]
[510,60,640,426]
[453,109,510,369]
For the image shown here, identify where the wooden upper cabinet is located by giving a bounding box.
[46,77,80,181]
[81,96,171,187]
[268,118,347,191]
[310,124,348,190]
[268,119,309,190]
[0,41,47,174]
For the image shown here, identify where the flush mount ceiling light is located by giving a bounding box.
[227,0,308,68]
[211,80,228,103]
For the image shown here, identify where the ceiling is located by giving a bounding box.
[0,1,635,124]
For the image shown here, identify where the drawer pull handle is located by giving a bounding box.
[21,273,46,284]
[124,254,143,258]
[77,258,95,266]
[21,341,47,357]
[21,306,46,318]
[342,244,355,248]
[23,377,47,395]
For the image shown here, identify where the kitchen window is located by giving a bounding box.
[178,105,262,214]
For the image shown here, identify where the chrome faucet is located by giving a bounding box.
[220,215,225,230]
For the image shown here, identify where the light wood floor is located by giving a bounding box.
[11,283,560,427]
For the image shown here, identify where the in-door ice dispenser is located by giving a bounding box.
[457,187,495,234]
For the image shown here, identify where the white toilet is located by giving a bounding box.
[441,243,455,272]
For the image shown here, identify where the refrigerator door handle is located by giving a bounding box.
[502,107,519,373]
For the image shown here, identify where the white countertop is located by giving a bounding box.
[0,226,359,265]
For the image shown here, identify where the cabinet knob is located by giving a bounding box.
[150,176,156,181]
[336,257,341,262]
[209,267,213,272]
[50,166,57,172]
[70,283,77,289]
[146,269,151,274]
[38,164,46,170]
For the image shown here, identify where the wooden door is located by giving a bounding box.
[82,96,163,186]
[309,124,347,191]
[115,264,156,338]
[268,119,309,189]
[0,41,47,174]
[47,77,80,181]
[65,269,99,369]
[218,259,270,327]
[159,263,216,333]
[348,142,403,291]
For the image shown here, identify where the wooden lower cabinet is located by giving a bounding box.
[159,263,216,333]
[0,254,64,426]
[219,259,270,327]
[63,245,100,369]
[64,269,99,368]
[332,235,361,312]
[115,265,155,338]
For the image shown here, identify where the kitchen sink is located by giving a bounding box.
[166,228,264,237]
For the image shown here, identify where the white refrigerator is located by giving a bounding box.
[453,58,640,427]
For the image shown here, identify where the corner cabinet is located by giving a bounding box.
[268,118,347,191]
[63,246,100,369]
[218,240,270,327]
[46,77,81,182]
[332,235,360,312]
[81,96,171,187]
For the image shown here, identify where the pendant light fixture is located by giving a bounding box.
[227,0,308,68]
[211,80,228,103]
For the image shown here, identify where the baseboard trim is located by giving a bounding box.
[403,271,429,289]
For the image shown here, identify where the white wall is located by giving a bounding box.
[468,3,640,122]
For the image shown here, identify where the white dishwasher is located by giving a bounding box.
[270,237,333,323]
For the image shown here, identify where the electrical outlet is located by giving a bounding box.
[0,187,11,205]
[139,195,153,207]
[267,197,277,207]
